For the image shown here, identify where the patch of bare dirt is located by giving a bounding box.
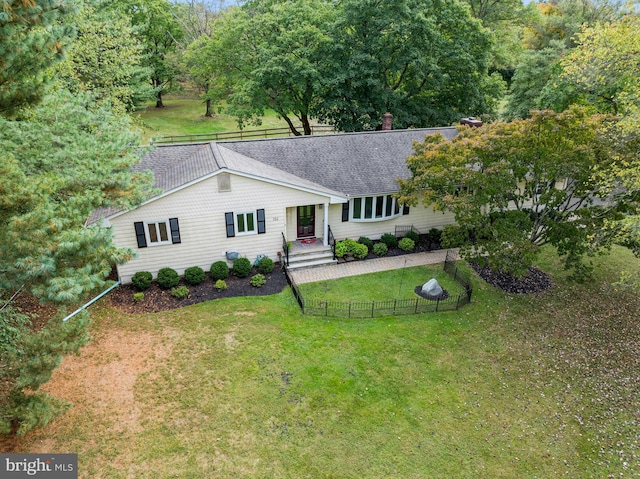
[2,327,176,454]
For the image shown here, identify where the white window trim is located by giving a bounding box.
[350,195,402,222]
[145,220,172,246]
[235,211,257,236]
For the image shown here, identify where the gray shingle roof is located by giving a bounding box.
[87,127,457,224]
[218,127,457,196]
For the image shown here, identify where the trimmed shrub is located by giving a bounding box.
[257,256,274,274]
[357,236,374,252]
[404,230,420,243]
[210,261,229,281]
[398,237,415,252]
[157,267,180,289]
[184,266,205,285]
[353,242,368,259]
[133,292,144,303]
[233,257,252,278]
[171,285,189,299]
[380,232,398,249]
[250,274,266,287]
[131,271,152,291]
[441,224,470,248]
[373,242,388,256]
[335,239,351,258]
[215,279,227,291]
[428,227,442,244]
[335,238,368,259]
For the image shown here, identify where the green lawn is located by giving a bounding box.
[133,97,290,144]
[299,265,465,302]
[16,247,640,478]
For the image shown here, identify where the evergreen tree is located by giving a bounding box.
[0,90,153,434]
[0,91,152,303]
[0,0,78,115]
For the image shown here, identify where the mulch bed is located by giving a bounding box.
[470,262,552,294]
[109,268,289,314]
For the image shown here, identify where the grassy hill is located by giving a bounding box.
[133,97,291,144]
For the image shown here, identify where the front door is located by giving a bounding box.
[297,205,315,238]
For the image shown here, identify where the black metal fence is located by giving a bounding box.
[283,250,472,318]
[395,225,422,237]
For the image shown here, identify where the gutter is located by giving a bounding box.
[62,281,121,322]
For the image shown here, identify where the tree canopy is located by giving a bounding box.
[55,5,154,114]
[0,0,78,115]
[316,0,495,131]
[201,0,498,134]
[0,91,152,303]
[106,0,185,107]
[398,108,631,278]
[199,0,335,134]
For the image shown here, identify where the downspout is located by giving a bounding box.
[62,281,121,322]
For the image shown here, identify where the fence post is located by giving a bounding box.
[456,294,461,310]
[371,301,375,318]
[349,302,351,319]
[325,301,329,317]
[415,298,419,314]
[393,299,397,315]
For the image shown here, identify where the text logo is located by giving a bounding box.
[1,454,77,478]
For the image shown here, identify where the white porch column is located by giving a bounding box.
[323,202,329,246]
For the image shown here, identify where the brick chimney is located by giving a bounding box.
[382,112,393,130]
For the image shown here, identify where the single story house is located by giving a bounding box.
[90,127,461,283]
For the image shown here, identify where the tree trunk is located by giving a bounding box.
[155,89,164,108]
[205,99,213,117]
[281,114,302,136]
[301,113,312,135]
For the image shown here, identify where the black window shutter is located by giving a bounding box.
[257,209,266,234]
[225,212,235,237]
[169,218,181,244]
[402,204,410,215]
[342,202,349,222]
[134,222,147,248]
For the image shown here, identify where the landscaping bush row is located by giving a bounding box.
[131,256,276,297]
[335,228,443,259]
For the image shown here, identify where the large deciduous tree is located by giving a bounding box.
[317,0,495,131]
[107,0,185,108]
[562,14,640,119]
[398,108,632,279]
[172,0,222,117]
[0,0,78,115]
[202,0,335,134]
[503,0,628,120]
[55,5,154,114]
[561,14,640,279]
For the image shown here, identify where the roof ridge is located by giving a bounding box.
[216,126,457,146]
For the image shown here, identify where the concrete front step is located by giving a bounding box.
[286,249,337,270]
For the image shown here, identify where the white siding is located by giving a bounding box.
[110,173,332,283]
[327,203,456,241]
